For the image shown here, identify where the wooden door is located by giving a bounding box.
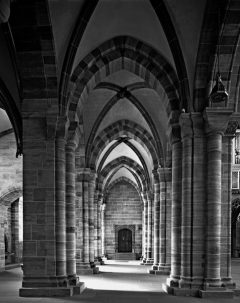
[118,228,132,252]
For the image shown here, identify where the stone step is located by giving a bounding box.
[115,253,136,260]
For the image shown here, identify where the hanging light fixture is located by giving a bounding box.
[209,8,229,106]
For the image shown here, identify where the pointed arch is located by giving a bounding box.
[88,120,159,170]
[100,156,149,192]
[86,81,163,161]
[66,36,181,127]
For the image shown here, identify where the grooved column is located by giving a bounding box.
[221,133,235,287]
[101,204,106,257]
[152,171,160,269]
[93,190,98,260]
[179,114,193,287]
[89,172,96,265]
[191,114,206,287]
[158,167,171,274]
[203,108,233,288]
[83,171,90,264]
[55,136,67,278]
[75,160,84,272]
[140,192,148,264]
[167,126,182,286]
[97,195,103,258]
[205,131,222,286]
[146,192,153,263]
[65,139,77,280]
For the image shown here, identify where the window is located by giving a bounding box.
[232,171,240,189]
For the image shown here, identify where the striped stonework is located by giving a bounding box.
[89,119,159,170]
[100,156,149,193]
[66,36,180,124]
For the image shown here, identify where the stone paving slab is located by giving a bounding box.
[0,260,240,303]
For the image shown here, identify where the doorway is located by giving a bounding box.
[118,228,132,252]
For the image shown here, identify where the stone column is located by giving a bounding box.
[65,129,79,284]
[166,124,182,289]
[140,192,148,264]
[221,120,238,287]
[55,131,67,279]
[178,113,193,288]
[20,115,81,296]
[203,108,233,290]
[93,188,99,262]
[158,167,171,274]
[88,171,99,273]
[75,169,95,274]
[97,195,103,259]
[75,155,83,273]
[146,191,153,264]
[101,203,106,258]
[152,170,160,270]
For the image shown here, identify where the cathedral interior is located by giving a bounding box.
[0,0,240,300]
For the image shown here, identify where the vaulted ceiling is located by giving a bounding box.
[0,0,239,194]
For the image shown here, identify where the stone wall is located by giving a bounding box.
[0,131,22,198]
[104,181,143,259]
[0,198,23,270]
[0,131,23,270]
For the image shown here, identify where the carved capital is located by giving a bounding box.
[179,113,193,139]
[225,120,239,136]
[203,107,233,135]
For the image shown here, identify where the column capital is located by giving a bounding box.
[100,203,106,212]
[66,121,80,148]
[157,167,172,182]
[179,113,193,139]
[56,116,69,139]
[203,107,233,135]
[152,169,160,183]
[190,112,205,137]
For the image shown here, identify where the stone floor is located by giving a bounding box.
[0,259,239,303]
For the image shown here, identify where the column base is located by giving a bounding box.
[140,258,147,265]
[19,282,85,297]
[163,278,235,298]
[149,265,170,275]
[144,258,154,265]
[199,288,234,298]
[76,262,99,275]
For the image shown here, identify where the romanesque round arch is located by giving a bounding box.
[88,120,159,170]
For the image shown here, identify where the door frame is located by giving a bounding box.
[115,225,135,253]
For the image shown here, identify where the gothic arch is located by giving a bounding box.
[100,156,149,192]
[193,0,240,111]
[104,177,142,200]
[0,186,22,207]
[88,120,159,170]
[0,77,22,156]
[86,82,163,160]
[66,36,181,124]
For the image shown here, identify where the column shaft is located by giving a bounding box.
[146,193,153,261]
[89,173,96,264]
[83,177,90,263]
[65,142,76,278]
[169,139,182,283]
[153,173,160,267]
[205,132,222,285]
[55,138,67,278]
